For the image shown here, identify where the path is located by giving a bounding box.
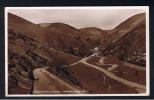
[70,52,146,92]
[33,68,79,94]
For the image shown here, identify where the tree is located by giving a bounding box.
[69,45,75,55]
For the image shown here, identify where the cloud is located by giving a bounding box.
[8,8,146,30]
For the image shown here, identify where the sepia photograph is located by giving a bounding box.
[5,7,149,96]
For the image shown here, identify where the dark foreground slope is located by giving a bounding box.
[8,13,82,94]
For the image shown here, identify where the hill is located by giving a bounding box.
[79,27,109,49]
[101,13,146,66]
[8,13,82,94]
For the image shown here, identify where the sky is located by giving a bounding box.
[8,7,146,30]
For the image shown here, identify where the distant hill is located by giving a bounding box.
[79,27,109,49]
[39,23,108,56]
[39,22,81,37]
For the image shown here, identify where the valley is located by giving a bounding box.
[7,12,147,94]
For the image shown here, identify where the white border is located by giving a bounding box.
[5,6,150,97]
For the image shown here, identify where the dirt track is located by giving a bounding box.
[71,53,146,93]
[33,52,146,94]
[33,68,80,94]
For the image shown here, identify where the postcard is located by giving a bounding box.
[5,6,149,97]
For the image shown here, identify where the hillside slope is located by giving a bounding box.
[9,13,89,56]
[79,27,109,49]
[101,13,146,66]
[8,13,83,94]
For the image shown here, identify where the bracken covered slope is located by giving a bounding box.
[101,13,146,66]
[8,13,82,94]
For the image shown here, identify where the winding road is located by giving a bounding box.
[33,68,80,94]
[70,52,146,92]
[33,52,146,93]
